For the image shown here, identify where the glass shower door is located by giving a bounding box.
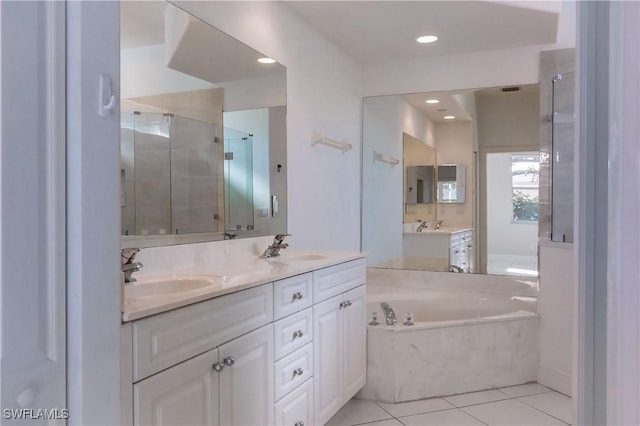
[224,128,254,231]
[550,71,575,243]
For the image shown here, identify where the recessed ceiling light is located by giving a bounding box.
[257,57,276,64]
[416,35,438,44]
[443,115,455,120]
[425,99,440,104]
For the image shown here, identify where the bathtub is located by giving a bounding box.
[358,271,539,403]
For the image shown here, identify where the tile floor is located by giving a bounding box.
[486,254,539,277]
[326,383,571,426]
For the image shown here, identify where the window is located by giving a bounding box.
[511,153,539,222]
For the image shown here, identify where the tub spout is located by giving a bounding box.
[380,302,397,325]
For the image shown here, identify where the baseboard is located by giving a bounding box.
[538,365,572,397]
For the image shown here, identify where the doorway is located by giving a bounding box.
[485,151,539,276]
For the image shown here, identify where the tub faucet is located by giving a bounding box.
[380,302,397,325]
[434,219,445,230]
[416,220,429,232]
[261,234,291,258]
[121,248,143,283]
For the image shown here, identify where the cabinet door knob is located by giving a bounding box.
[339,301,348,309]
[293,367,304,377]
[293,329,304,339]
[212,362,225,372]
[346,300,352,307]
[292,291,303,301]
[295,422,304,426]
[223,356,235,366]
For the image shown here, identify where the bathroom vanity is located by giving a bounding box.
[120,247,366,426]
[402,228,474,272]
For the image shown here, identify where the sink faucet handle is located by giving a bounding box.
[274,233,292,244]
[121,247,142,264]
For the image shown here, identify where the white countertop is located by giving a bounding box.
[402,227,473,236]
[122,250,364,322]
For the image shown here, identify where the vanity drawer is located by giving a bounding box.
[274,308,313,360]
[133,283,273,381]
[313,259,366,303]
[274,378,313,426]
[274,343,314,401]
[274,273,313,320]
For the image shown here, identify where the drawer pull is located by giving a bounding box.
[293,329,304,339]
[223,356,235,366]
[292,291,304,301]
[295,422,304,426]
[339,301,348,309]
[293,367,304,377]
[212,362,225,372]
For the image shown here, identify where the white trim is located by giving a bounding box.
[575,2,610,425]
[606,2,640,424]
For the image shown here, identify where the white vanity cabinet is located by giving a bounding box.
[403,228,474,272]
[313,261,367,426]
[122,257,367,426]
[134,325,273,426]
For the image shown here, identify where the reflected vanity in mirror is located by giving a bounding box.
[120,1,286,247]
[362,81,561,278]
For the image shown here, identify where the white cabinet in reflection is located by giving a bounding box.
[402,229,474,272]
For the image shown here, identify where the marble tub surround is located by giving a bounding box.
[359,314,539,402]
[122,236,363,321]
[359,269,539,403]
[367,267,538,297]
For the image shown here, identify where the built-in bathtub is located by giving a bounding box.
[358,268,539,403]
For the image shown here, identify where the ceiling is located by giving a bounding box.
[121,1,285,84]
[284,1,561,64]
[404,92,474,123]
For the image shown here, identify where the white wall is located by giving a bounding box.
[362,95,435,265]
[176,1,362,251]
[486,152,538,257]
[434,122,474,229]
[538,243,573,395]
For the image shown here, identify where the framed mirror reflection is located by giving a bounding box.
[362,80,572,278]
[120,1,286,248]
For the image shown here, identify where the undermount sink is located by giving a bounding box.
[126,274,225,299]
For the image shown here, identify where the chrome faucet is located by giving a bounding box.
[380,302,397,325]
[121,248,143,283]
[434,219,445,230]
[416,220,429,232]
[261,234,291,258]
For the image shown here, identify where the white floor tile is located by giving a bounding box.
[444,389,511,407]
[519,392,572,424]
[499,383,552,398]
[462,399,566,425]
[376,398,454,418]
[398,408,486,426]
[325,399,393,426]
[357,419,404,426]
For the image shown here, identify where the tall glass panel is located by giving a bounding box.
[224,128,254,231]
[170,116,219,234]
[551,71,575,242]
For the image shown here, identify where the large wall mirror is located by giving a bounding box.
[363,84,553,278]
[120,1,286,248]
